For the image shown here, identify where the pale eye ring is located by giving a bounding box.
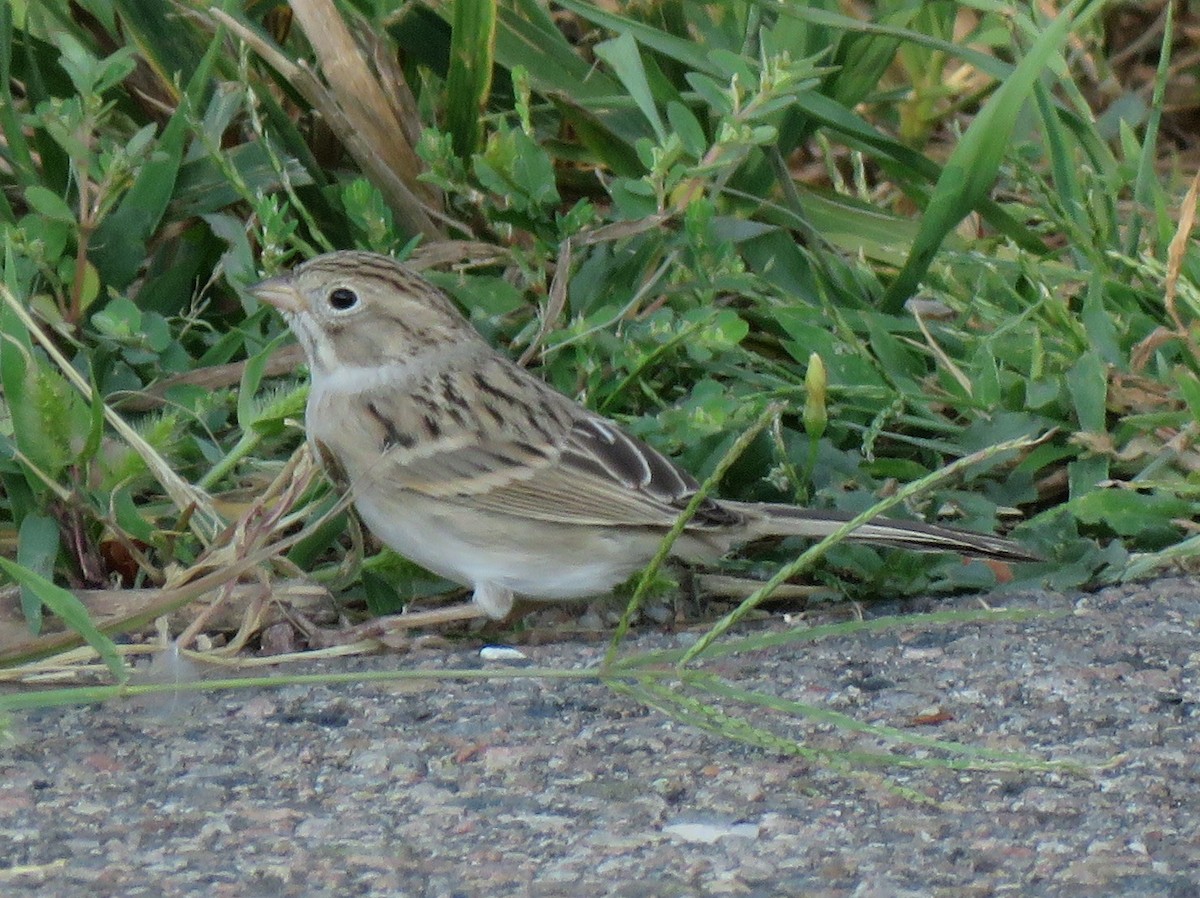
[328,287,359,311]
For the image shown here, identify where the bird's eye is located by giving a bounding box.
[328,287,359,311]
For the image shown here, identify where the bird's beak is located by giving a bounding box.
[250,275,305,314]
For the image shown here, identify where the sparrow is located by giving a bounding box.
[251,251,1036,622]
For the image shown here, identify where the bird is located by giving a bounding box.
[251,250,1037,625]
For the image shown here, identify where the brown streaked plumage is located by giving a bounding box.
[252,251,1038,622]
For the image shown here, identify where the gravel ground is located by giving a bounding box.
[2,575,1198,898]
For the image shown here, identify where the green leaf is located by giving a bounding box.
[1072,489,1191,539]
[685,72,734,116]
[667,101,707,158]
[169,143,315,219]
[342,178,398,254]
[23,185,75,223]
[1032,78,1085,243]
[827,25,903,109]
[968,344,1001,409]
[786,92,1045,254]
[445,0,497,158]
[0,556,128,683]
[473,127,560,211]
[1080,275,1122,366]
[594,32,665,141]
[16,513,59,632]
[238,331,294,432]
[140,311,172,353]
[436,274,525,317]
[91,295,143,340]
[1065,351,1107,433]
[472,0,651,155]
[54,32,136,97]
[113,488,155,542]
[361,569,404,616]
[111,0,210,93]
[0,263,34,361]
[1068,455,1109,503]
[863,316,922,394]
[607,178,659,218]
[1125,0,1173,257]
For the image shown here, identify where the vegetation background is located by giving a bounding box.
[1,0,1198,722]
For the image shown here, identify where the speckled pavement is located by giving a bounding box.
[2,576,1197,897]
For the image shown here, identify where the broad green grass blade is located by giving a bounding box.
[445,0,497,158]
[1126,0,1173,256]
[0,557,128,683]
[554,0,717,75]
[16,513,59,631]
[791,92,1045,253]
[562,0,1008,83]
[111,0,211,97]
[764,0,1013,79]
[1065,350,1107,434]
[823,23,904,111]
[420,0,650,165]
[881,0,1102,312]
[1032,80,1084,250]
[0,2,34,210]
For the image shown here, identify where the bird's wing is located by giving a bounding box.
[459,412,740,528]
[345,359,740,529]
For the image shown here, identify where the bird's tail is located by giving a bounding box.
[725,502,1040,563]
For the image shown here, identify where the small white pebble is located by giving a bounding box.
[663,817,761,843]
[480,645,528,662]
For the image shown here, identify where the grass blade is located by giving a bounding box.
[446,0,498,159]
[881,0,1102,311]
[0,557,128,683]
